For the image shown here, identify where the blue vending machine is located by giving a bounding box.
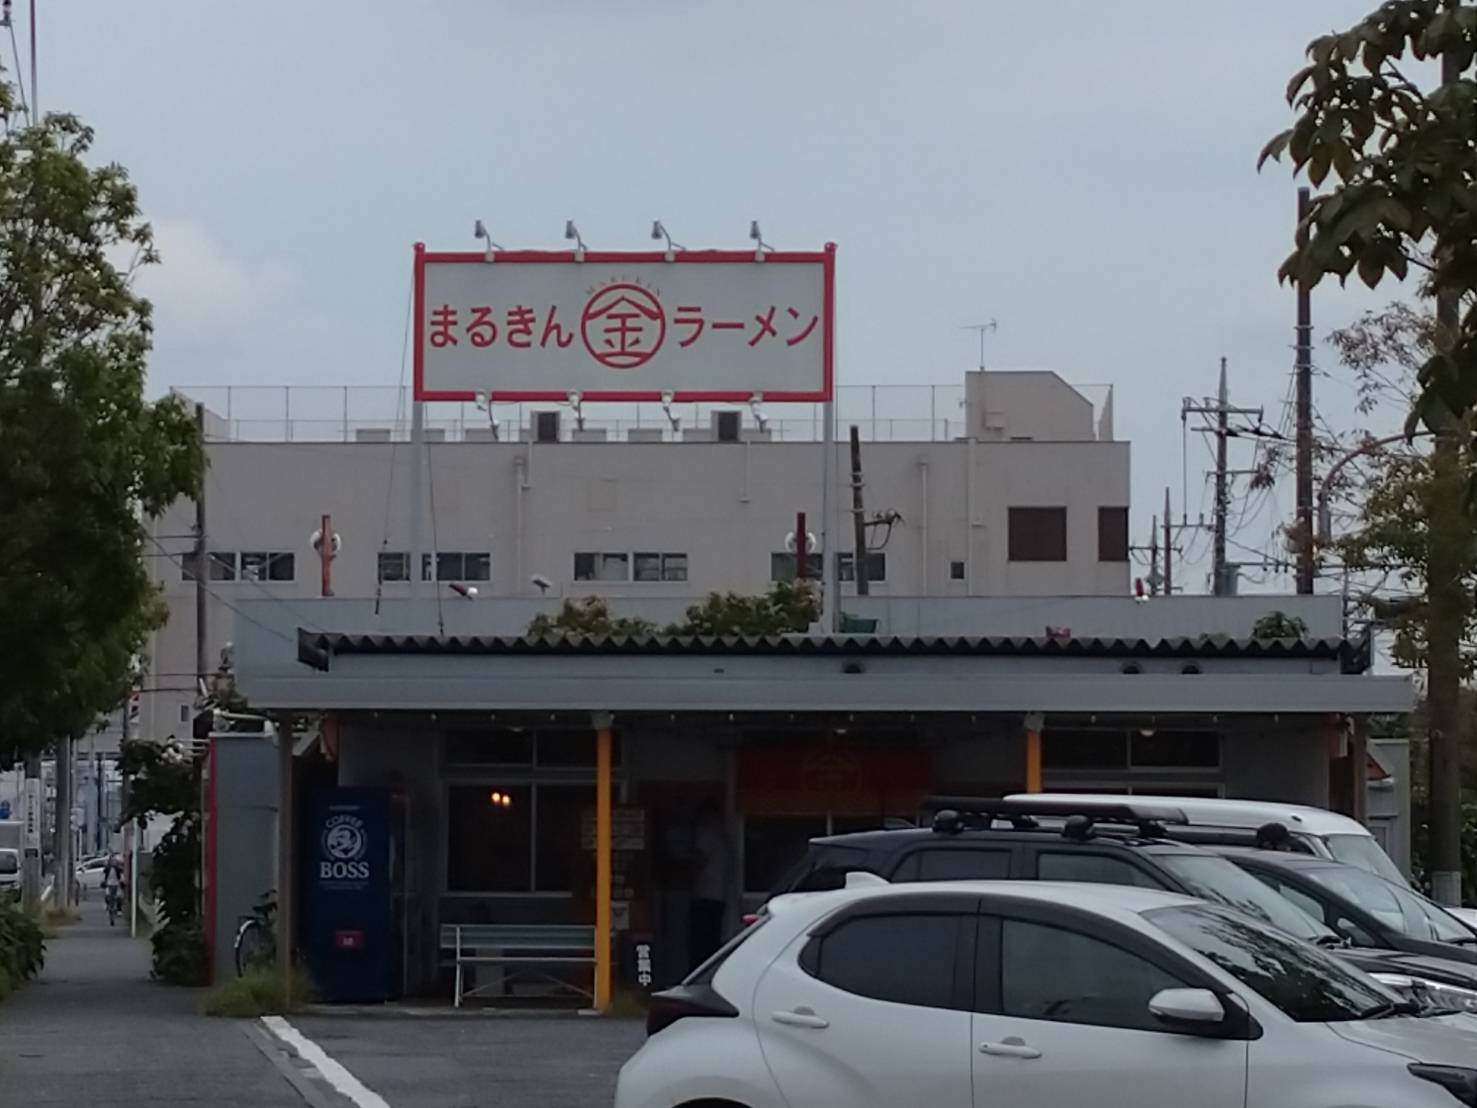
[304,788,402,1003]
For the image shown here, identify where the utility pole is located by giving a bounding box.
[1162,488,1173,596]
[53,736,71,908]
[194,403,208,687]
[1182,361,1263,596]
[848,426,870,596]
[16,0,40,914]
[1426,40,1467,909]
[1295,187,1316,594]
[1213,358,1230,595]
[1149,515,1159,595]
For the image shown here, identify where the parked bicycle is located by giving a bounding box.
[234,890,277,977]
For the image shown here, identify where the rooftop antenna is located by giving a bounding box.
[962,320,998,371]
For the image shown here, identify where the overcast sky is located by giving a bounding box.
[35,1,1414,591]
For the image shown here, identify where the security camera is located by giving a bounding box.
[660,391,675,406]
[651,220,664,241]
[749,220,762,242]
[530,574,553,594]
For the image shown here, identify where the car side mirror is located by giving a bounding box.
[1149,988,1226,1029]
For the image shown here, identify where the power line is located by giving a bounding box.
[377,279,414,617]
[143,533,299,647]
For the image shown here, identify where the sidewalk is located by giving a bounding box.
[0,898,310,1106]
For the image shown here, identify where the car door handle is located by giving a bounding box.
[979,1039,1041,1060]
[772,1008,830,1030]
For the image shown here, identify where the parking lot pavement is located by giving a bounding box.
[288,1015,647,1108]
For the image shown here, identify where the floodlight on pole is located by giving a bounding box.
[651,220,685,262]
[748,391,767,430]
[660,390,680,432]
[473,219,503,262]
[565,220,587,262]
[749,220,772,262]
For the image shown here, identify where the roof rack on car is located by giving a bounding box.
[921,795,1189,841]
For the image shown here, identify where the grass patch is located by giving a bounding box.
[203,967,317,1017]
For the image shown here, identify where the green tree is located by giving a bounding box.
[1262,0,1475,903]
[1321,307,1477,675]
[668,581,819,637]
[118,738,207,984]
[1251,611,1311,640]
[0,85,204,766]
[1259,1,1475,424]
[527,597,657,638]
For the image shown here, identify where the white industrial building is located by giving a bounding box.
[139,369,1130,742]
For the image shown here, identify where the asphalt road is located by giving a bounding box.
[0,898,310,1107]
[291,1015,646,1108]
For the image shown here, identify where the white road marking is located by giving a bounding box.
[261,1015,393,1108]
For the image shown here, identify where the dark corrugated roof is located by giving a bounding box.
[297,628,1369,672]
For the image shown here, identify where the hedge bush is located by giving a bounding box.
[151,919,207,986]
[0,900,45,999]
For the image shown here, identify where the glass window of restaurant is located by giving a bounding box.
[444,727,623,895]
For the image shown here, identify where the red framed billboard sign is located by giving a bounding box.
[412,243,835,403]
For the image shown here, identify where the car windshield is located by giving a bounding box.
[1324,834,1410,887]
[1159,854,1335,944]
[1149,904,1396,1023]
[0,852,18,874]
[1305,865,1473,944]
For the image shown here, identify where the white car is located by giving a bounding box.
[1006,793,1412,885]
[616,881,1477,1108]
[76,855,111,895]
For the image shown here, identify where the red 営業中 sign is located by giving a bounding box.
[413,244,835,403]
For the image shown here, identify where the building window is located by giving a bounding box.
[633,552,689,582]
[769,552,884,583]
[1098,507,1129,562]
[240,551,295,582]
[1043,727,1221,776]
[415,551,492,582]
[574,552,632,582]
[949,560,966,581]
[1008,507,1067,562]
[377,551,409,583]
[181,551,289,582]
[771,552,824,583]
[837,552,887,583]
[444,727,615,894]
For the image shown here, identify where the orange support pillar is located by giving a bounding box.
[1024,712,1044,793]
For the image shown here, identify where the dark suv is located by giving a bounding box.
[769,798,1353,949]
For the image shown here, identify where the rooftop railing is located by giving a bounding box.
[171,382,1114,445]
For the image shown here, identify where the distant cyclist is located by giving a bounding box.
[102,854,126,925]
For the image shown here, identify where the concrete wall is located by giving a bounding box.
[139,429,1131,739]
[1219,719,1331,808]
[210,735,278,984]
[1369,738,1411,876]
[965,370,1103,442]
